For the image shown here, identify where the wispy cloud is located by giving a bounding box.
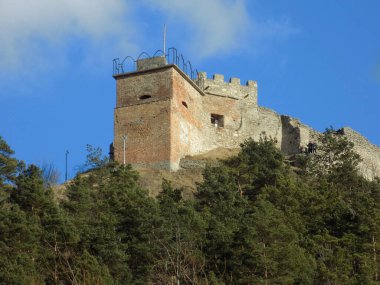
[0,0,298,77]
[0,0,136,74]
[143,0,250,58]
[142,0,299,59]
[252,16,300,41]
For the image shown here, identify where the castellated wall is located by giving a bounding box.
[113,58,380,178]
[114,62,320,170]
[170,70,260,169]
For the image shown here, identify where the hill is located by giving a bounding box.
[1,133,380,284]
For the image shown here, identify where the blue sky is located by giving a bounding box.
[1,0,379,181]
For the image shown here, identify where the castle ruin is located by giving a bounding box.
[112,52,380,180]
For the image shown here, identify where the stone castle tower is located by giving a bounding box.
[113,53,380,179]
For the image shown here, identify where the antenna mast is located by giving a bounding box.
[163,24,167,56]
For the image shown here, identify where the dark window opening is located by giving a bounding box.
[307,142,317,154]
[139,95,152,100]
[211,114,224,128]
[182,101,188,108]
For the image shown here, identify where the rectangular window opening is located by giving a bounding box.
[211,114,224,128]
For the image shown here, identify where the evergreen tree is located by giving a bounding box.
[224,138,288,199]
[0,136,19,190]
[153,180,207,284]
[306,128,361,183]
[196,164,246,283]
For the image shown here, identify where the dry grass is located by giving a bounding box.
[53,147,240,200]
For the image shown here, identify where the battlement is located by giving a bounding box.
[197,72,257,101]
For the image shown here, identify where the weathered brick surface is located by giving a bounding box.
[116,68,172,108]
[114,67,173,170]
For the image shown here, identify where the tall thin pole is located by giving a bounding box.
[122,135,127,165]
[65,150,69,182]
[163,24,167,56]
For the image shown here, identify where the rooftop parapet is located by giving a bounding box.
[137,56,167,71]
[196,72,258,100]
[113,47,198,80]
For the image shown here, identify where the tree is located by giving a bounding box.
[0,136,19,187]
[83,144,109,171]
[63,167,133,284]
[231,199,316,284]
[306,127,361,183]
[223,137,288,200]
[152,180,207,284]
[39,161,60,187]
[195,165,246,283]
[0,204,42,284]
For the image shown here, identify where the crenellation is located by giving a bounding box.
[213,74,224,82]
[247,80,257,88]
[230,77,240,85]
[197,71,258,103]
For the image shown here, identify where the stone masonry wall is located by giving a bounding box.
[341,127,380,180]
[256,107,282,147]
[113,58,380,178]
[198,72,260,151]
[171,69,260,168]
[198,72,258,103]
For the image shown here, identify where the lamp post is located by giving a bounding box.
[65,150,69,182]
[122,135,127,165]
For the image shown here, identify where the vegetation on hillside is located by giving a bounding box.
[1,131,380,284]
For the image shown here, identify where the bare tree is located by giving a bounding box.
[39,161,60,187]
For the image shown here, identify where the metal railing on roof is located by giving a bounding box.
[113,47,199,81]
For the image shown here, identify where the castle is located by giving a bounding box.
[112,51,380,180]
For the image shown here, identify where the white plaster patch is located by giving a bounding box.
[180,120,189,145]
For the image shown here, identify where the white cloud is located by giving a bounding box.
[252,16,300,41]
[143,0,250,58]
[141,0,299,59]
[0,0,299,77]
[0,0,136,73]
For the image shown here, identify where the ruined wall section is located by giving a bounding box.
[255,107,283,148]
[341,127,380,180]
[280,116,319,154]
[255,108,320,155]
[114,67,174,170]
